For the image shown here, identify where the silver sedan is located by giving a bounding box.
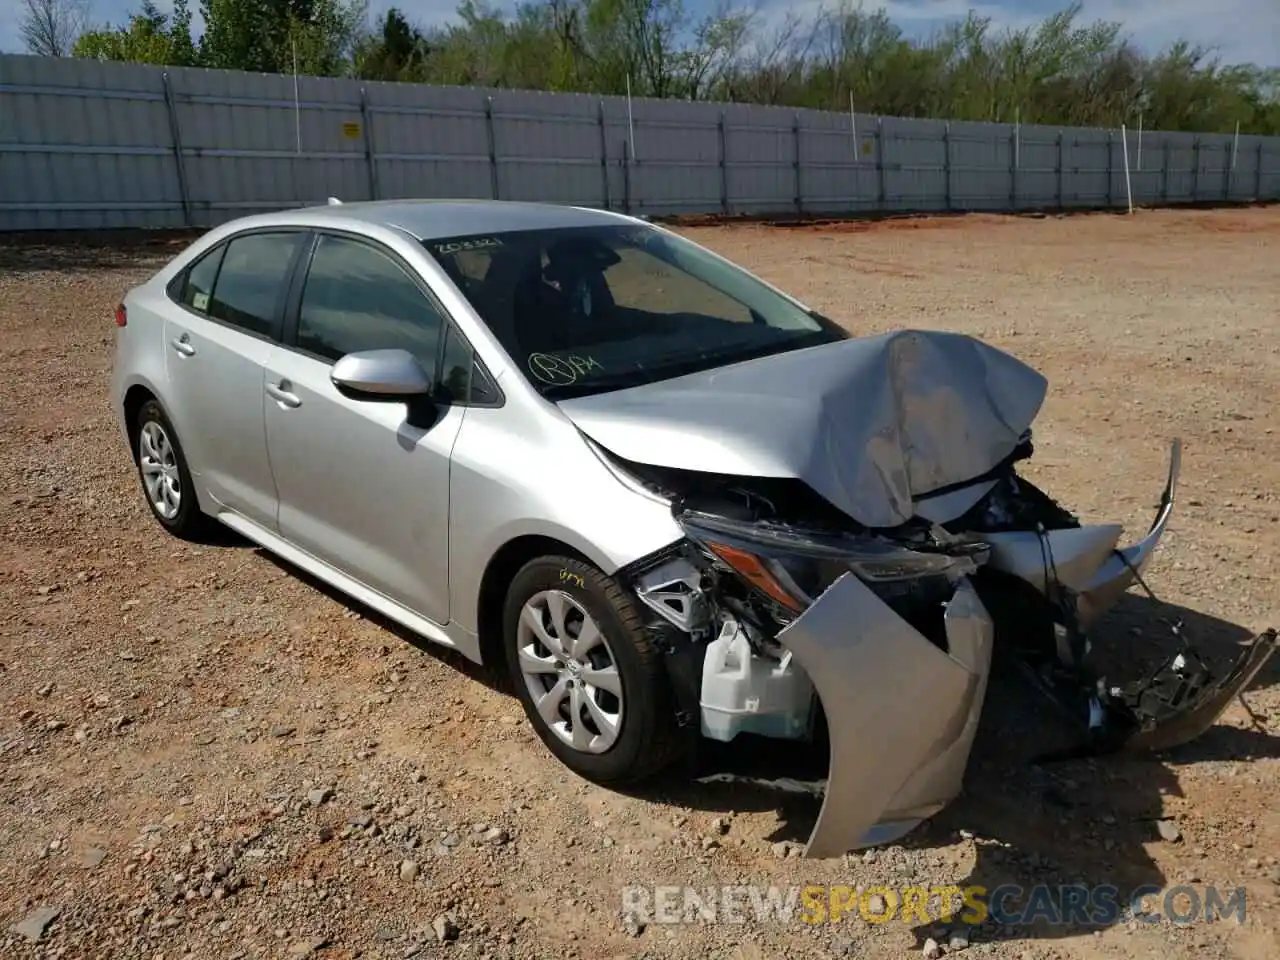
[112,199,1277,858]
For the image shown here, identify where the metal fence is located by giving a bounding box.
[3,52,1279,231]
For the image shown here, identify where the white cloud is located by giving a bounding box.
[1078,0,1280,66]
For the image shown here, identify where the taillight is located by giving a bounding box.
[115,304,127,327]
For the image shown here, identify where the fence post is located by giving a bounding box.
[943,123,952,211]
[1009,126,1018,210]
[359,87,379,202]
[793,114,802,214]
[1161,139,1170,202]
[1192,137,1200,201]
[1055,130,1064,208]
[597,99,610,211]
[718,112,729,215]
[484,96,500,201]
[1224,136,1233,201]
[1258,141,1266,200]
[875,117,886,209]
[1106,130,1114,208]
[161,71,192,228]
[621,139,632,214]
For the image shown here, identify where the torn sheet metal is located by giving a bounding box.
[979,440,1180,627]
[774,572,993,858]
[556,330,1047,528]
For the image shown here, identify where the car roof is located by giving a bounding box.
[246,199,635,241]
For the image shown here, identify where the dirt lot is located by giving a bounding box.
[1,207,1278,960]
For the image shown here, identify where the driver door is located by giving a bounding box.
[262,232,464,625]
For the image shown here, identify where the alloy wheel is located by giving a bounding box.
[516,590,624,753]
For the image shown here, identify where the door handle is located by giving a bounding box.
[265,381,302,409]
[170,336,196,357]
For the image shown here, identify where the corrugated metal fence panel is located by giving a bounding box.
[368,82,491,203]
[3,53,1280,230]
[798,110,879,213]
[883,116,947,211]
[498,89,604,206]
[0,55,181,229]
[628,98,723,214]
[169,67,368,225]
[724,102,802,214]
[946,120,1009,210]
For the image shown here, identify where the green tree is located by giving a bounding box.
[198,0,367,75]
[353,8,431,81]
[74,0,198,65]
[61,0,1280,135]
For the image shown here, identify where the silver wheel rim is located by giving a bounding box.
[138,420,182,520]
[517,590,623,754]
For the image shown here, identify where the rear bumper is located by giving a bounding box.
[776,573,994,859]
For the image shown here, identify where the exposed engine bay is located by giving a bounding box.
[605,436,1277,856]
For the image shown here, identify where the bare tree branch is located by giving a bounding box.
[20,0,89,57]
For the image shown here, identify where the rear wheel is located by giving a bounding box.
[503,555,684,784]
[133,399,212,539]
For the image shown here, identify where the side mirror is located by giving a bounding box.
[331,349,432,399]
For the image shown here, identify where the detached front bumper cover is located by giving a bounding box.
[776,572,993,859]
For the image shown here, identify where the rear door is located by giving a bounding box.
[162,230,306,529]
[262,231,466,624]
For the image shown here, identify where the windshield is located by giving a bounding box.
[423,224,846,398]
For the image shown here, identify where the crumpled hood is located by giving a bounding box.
[556,329,1047,528]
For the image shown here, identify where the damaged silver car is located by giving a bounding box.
[113,200,1277,859]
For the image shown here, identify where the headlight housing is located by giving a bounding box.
[678,510,987,615]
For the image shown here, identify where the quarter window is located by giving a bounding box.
[297,235,445,370]
[206,232,301,337]
[176,244,224,312]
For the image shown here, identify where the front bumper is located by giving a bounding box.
[777,573,994,858]
[766,437,1276,859]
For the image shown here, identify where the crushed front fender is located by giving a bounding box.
[775,573,993,858]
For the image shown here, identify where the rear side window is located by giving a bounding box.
[297,234,445,369]
[207,232,301,338]
[173,244,225,312]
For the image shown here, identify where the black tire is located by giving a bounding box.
[132,399,213,540]
[502,555,685,785]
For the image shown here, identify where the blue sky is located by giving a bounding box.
[1,0,1277,66]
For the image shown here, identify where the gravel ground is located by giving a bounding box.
[1,207,1278,960]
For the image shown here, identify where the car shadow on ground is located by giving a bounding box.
[249,546,1277,948]
[254,549,503,689]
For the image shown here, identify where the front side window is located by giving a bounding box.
[424,224,845,398]
[207,232,301,337]
[297,235,445,370]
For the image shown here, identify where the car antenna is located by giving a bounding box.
[327,196,343,206]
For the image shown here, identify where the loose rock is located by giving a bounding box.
[11,906,61,942]
[432,915,459,942]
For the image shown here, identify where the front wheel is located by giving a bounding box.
[502,555,685,784]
